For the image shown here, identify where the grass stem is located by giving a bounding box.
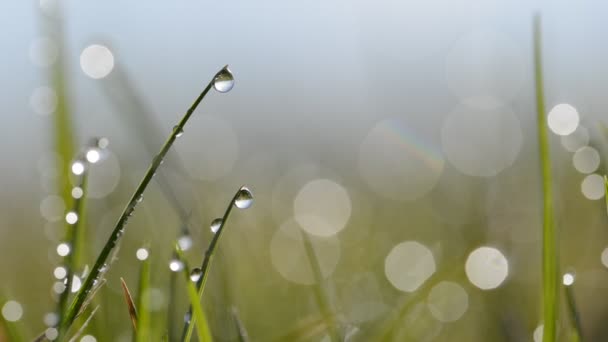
[534,13,558,342]
[62,66,231,330]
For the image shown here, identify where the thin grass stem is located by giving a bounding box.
[135,257,151,342]
[564,282,584,342]
[181,186,249,341]
[534,14,558,342]
[61,66,230,329]
[119,278,138,333]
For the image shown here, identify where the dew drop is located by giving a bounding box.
[136,194,144,203]
[183,312,191,324]
[71,160,85,175]
[173,125,184,138]
[213,66,235,93]
[234,186,253,209]
[96,137,109,149]
[210,218,223,233]
[190,268,202,282]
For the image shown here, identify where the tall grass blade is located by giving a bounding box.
[175,247,213,342]
[181,186,250,340]
[231,307,249,342]
[120,278,138,333]
[300,232,340,342]
[564,282,584,342]
[57,172,89,339]
[62,66,231,329]
[534,13,558,342]
[135,258,151,342]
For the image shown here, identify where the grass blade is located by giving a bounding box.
[231,307,249,342]
[61,66,232,330]
[300,232,340,342]
[564,280,584,342]
[120,278,138,333]
[175,247,212,342]
[534,14,558,342]
[57,171,89,338]
[135,257,151,342]
[67,305,100,342]
[181,186,251,340]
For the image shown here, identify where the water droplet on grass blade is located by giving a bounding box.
[210,218,222,233]
[213,66,235,93]
[136,194,144,203]
[190,268,202,282]
[173,125,184,138]
[235,186,253,209]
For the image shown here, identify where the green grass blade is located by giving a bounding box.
[564,281,584,342]
[67,305,100,342]
[62,66,231,330]
[57,172,89,338]
[231,307,249,342]
[135,258,151,342]
[175,247,213,342]
[534,14,558,342]
[181,186,250,340]
[120,278,138,333]
[300,232,340,341]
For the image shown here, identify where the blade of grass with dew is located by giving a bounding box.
[181,186,252,340]
[564,282,583,342]
[300,232,340,342]
[534,14,558,342]
[61,65,233,330]
[167,252,179,341]
[57,172,89,339]
[120,278,138,333]
[135,257,151,342]
[175,247,212,342]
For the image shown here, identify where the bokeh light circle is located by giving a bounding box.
[80,44,114,79]
[384,241,436,292]
[359,118,444,201]
[465,246,508,290]
[548,104,579,136]
[572,146,600,174]
[269,218,340,285]
[441,105,522,177]
[581,174,605,200]
[426,281,469,322]
[294,179,351,237]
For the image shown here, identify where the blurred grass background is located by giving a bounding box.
[3,0,608,341]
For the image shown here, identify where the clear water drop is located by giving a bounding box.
[190,268,202,282]
[173,125,184,138]
[210,218,222,233]
[234,186,253,209]
[213,66,235,93]
[183,312,191,324]
[136,194,144,203]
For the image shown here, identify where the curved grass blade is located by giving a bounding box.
[61,66,231,330]
[175,247,212,342]
[120,278,138,333]
[534,14,558,342]
[181,186,250,340]
[135,258,151,342]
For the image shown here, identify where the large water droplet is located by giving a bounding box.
[234,186,253,209]
[213,66,235,93]
[173,125,184,138]
[190,268,202,282]
[210,218,223,233]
